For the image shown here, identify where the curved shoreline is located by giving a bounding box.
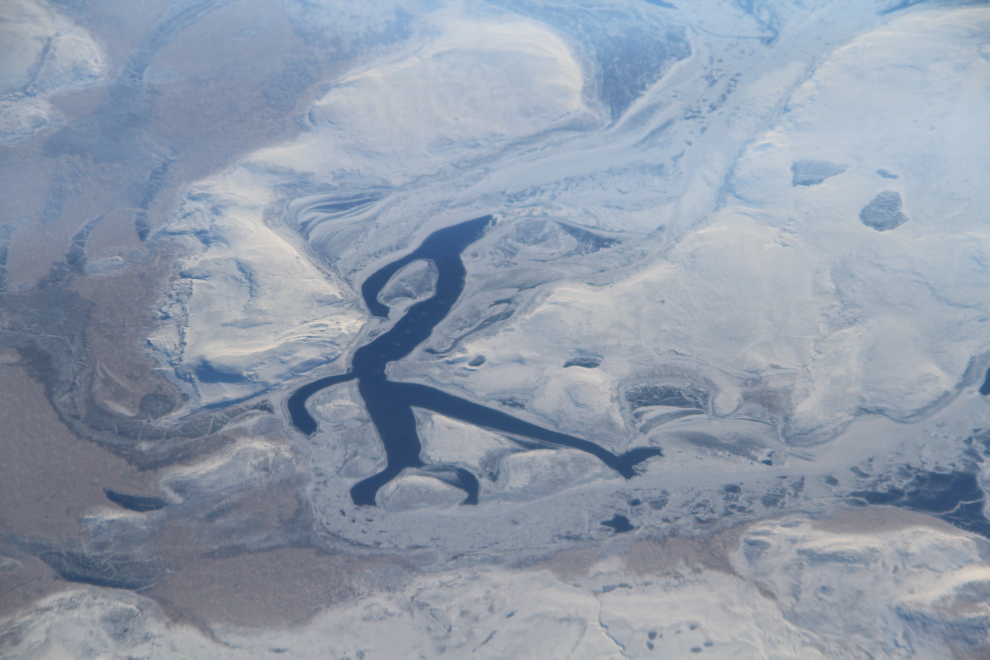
[289,216,662,506]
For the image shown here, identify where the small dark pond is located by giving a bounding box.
[104,488,167,512]
[602,514,635,533]
[564,356,602,369]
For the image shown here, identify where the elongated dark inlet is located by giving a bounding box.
[288,216,662,506]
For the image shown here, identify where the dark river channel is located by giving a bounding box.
[288,216,662,506]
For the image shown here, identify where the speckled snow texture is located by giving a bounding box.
[5,516,990,658]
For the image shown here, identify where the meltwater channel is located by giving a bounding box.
[288,216,663,506]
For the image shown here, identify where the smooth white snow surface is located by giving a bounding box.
[275,5,597,187]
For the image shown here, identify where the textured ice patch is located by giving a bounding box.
[378,472,467,511]
[790,159,846,186]
[496,448,616,500]
[456,6,990,446]
[725,6,990,440]
[149,167,365,409]
[859,190,908,231]
[0,588,223,660]
[0,0,106,144]
[159,437,300,504]
[732,517,990,656]
[0,96,53,143]
[238,567,624,658]
[307,382,386,480]
[378,259,438,310]
[149,6,602,410]
[7,515,987,658]
[417,411,517,471]
[257,5,596,187]
[595,572,825,658]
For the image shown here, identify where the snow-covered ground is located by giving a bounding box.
[148,165,365,407]
[411,4,990,448]
[0,0,106,144]
[145,0,990,600]
[9,0,989,655]
[5,512,989,659]
[155,0,990,440]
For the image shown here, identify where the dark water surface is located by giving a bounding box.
[103,488,168,512]
[289,216,662,506]
[602,514,635,533]
[850,470,990,537]
[979,367,990,396]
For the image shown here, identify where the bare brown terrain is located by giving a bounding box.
[0,0,359,622]
[0,357,153,614]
